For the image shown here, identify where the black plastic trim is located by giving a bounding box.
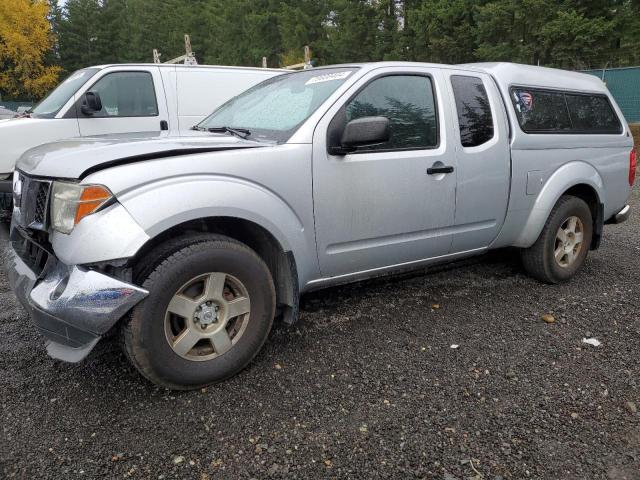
[280,251,300,326]
[427,165,454,175]
[78,146,263,180]
[0,178,12,193]
[591,202,604,250]
[31,303,99,348]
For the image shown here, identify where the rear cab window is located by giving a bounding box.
[451,75,494,147]
[511,87,622,134]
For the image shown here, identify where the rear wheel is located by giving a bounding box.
[521,195,593,284]
[121,235,275,389]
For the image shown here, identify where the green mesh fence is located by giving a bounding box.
[583,67,640,124]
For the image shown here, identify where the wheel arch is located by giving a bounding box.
[514,161,605,249]
[130,216,300,325]
[562,183,603,249]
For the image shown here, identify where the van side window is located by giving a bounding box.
[511,88,572,132]
[88,72,158,118]
[345,75,438,151]
[565,94,622,133]
[451,75,494,147]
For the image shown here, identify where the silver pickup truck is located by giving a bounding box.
[7,62,634,389]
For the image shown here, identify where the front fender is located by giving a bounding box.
[513,161,604,248]
[51,202,150,265]
[116,175,315,281]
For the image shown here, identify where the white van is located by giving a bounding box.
[0,64,284,210]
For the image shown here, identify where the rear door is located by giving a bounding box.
[312,67,458,278]
[443,70,511,252]
[75,67,169,136]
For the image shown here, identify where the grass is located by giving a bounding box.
[631,123,639,153]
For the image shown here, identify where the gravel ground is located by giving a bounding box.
[1,187,639,480]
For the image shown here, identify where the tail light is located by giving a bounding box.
[630,149,637,186]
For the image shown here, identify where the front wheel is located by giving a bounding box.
[121,235,276,390]
[521,195,593,284]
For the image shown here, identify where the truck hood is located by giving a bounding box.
[17,131,268,180]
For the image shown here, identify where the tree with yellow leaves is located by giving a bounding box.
[0,0,61,100]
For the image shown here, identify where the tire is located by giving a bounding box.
[121,234,276,390]
[521,195,593,284]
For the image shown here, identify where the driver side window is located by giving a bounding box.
[345,75,438,151]
[87,71,158,118]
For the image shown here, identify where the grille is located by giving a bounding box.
[33,183,49,225]
[11,227,49,276]
[16,173,52,231]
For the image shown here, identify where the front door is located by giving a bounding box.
[75,68,169,136]
[312,68,457,278]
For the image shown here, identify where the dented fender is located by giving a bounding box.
[114,175,316,286]
[51,202,150,266]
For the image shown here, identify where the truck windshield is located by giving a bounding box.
[31,68,100,118]
[198,67,356,143]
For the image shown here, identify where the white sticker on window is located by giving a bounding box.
[305,71,351,85]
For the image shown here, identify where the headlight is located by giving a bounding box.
[51,181,113,234]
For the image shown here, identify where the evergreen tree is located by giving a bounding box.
[279,0,328,66]
[320,0,380,64]
[58,0,103,72]
[46,0,640,75]
[405,0,478,63]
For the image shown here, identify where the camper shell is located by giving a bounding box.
[463,62,632,248]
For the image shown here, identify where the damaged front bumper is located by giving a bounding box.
[6,227,148,362]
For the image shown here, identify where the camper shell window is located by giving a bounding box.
[510,87,622,134]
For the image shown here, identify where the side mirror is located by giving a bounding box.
[80,91,102,116]
[330,116,390,155]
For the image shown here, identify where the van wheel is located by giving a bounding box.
[521,195,593,284]
[121,235,275,390]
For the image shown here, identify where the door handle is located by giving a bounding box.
[160,120,168,131]
[427,165,454,175]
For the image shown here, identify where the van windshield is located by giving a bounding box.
[198,68,356,143]
[31,68,100,118]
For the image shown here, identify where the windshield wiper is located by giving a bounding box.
[206,126,251,139]
[191,125,205,131]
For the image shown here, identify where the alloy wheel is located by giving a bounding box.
[164,272,251,361]
[554,216,584,268]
